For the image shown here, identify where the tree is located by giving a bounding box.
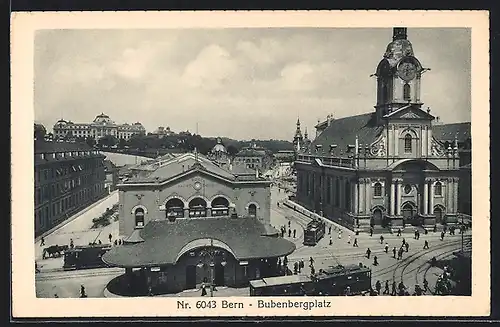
[34,124,46,141]
[98,135,118,148]
[118,138,128,148]
[86,136,96,148]
[226,144,239,156]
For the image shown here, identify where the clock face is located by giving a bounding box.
[398,62,417,81]
[194,182,202,190]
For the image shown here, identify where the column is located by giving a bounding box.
[354,181,359,214]
[429,179,435,215]
[423,181,429,215]
[453,178,459,214]
[394,126,399,157]
[427,128,433,156]
[365,178,371,214]
[396,179,402,216]
[421,127,427,157]
[390,181,396,216]
[359,179,365,214]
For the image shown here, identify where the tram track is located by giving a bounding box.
[36,267,123,281]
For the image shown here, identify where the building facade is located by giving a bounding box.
[233,144,273,171]
[34,125,107,236]
[149,126,175,138]
[53,113,146,141]
[102,152,295,295]
[294,28,469,233]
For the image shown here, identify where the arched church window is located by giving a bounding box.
[403,83,411,101]
[374,182,382,197]
[434,182,442,196]
[135,208,145,227]
[404,134,412,153]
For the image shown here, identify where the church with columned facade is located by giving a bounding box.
[294,28,466,233]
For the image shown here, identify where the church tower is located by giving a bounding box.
[293,118,303,152]
[374,27,426,122]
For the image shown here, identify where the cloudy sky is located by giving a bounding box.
[34,28,471,140]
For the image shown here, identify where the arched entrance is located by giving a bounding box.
[402,202,416,225]
[189,197,207,218]
[433,205,445,224]
[371,208,383,227]
[165,198,185,219]
[248,204,257,218]
[211,197,230,217]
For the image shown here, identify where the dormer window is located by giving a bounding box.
[135,208,145,227]
[404,134,412,153]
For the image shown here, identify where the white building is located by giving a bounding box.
[53,113,146,141]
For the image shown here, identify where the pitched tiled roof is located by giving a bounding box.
[34,140,92,154]
[308,113,383,156]
[432,122,471,142]
[102,218,296,267]
[123,153,268,184]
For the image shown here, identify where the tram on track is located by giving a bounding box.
[303,218,326,246]
[249,264,372,296]
[63,244,112,270]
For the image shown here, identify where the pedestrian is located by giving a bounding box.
[118,239,122,245]
[384,280,390,295]
[373,256,378,266]
[293,262,298,274]
[329,237,333,245]
[201,282,207,296]
[391,281,397,296]
[108,233,112,243]
[385,243,389,253]
[293,229,296,238]
[114,239,118,246]
[80,285,87,298]
[397,228,402,237]
[277,202,280,208]
[98,240,102,245]
[288,220,291,228]
[329,226,332,235]
[348,235,351,244]
[380,235,384,244]
[40,237,45,246]
[433,225,437,233]
[375,280,381,294]
[353,238,358,247]
[70,238,74,249]
[417,230,420,240]
[338,230,342,239]
[288,229,291,238]
[284,256,289,267]
[414,229,417,240]
[35,262,40,273]
[423,240,429,249]
[310,265,315,276]
[366,248,371,259]
[440,231,445,241]
[392,247,397,258]
[423,278,429,293]
[397,248,402,260]
[309,256,314,265]
[405,242,409,252]
[54,293,59,298]
[369,227,373,237]
[402,238,406,246]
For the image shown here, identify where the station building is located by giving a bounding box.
[102,152,295,295]
[294,28,471,233]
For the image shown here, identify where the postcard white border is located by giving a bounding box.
[11,10,490,317]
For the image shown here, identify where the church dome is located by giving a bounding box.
[212,138,227,153]
[383,28,414,67]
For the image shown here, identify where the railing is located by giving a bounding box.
[296,154,354,168]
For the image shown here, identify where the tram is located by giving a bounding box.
[63,244,112,270]
[249,264,372,296]
[303,218,326,246]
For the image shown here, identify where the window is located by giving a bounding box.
[135,208,145,227]
[404,184,412,195]
[434,182,442,196]
[374,182,382,197]
[404,134,412,153]
[403,83,411,101]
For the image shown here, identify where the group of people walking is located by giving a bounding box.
[279,220,297,239]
